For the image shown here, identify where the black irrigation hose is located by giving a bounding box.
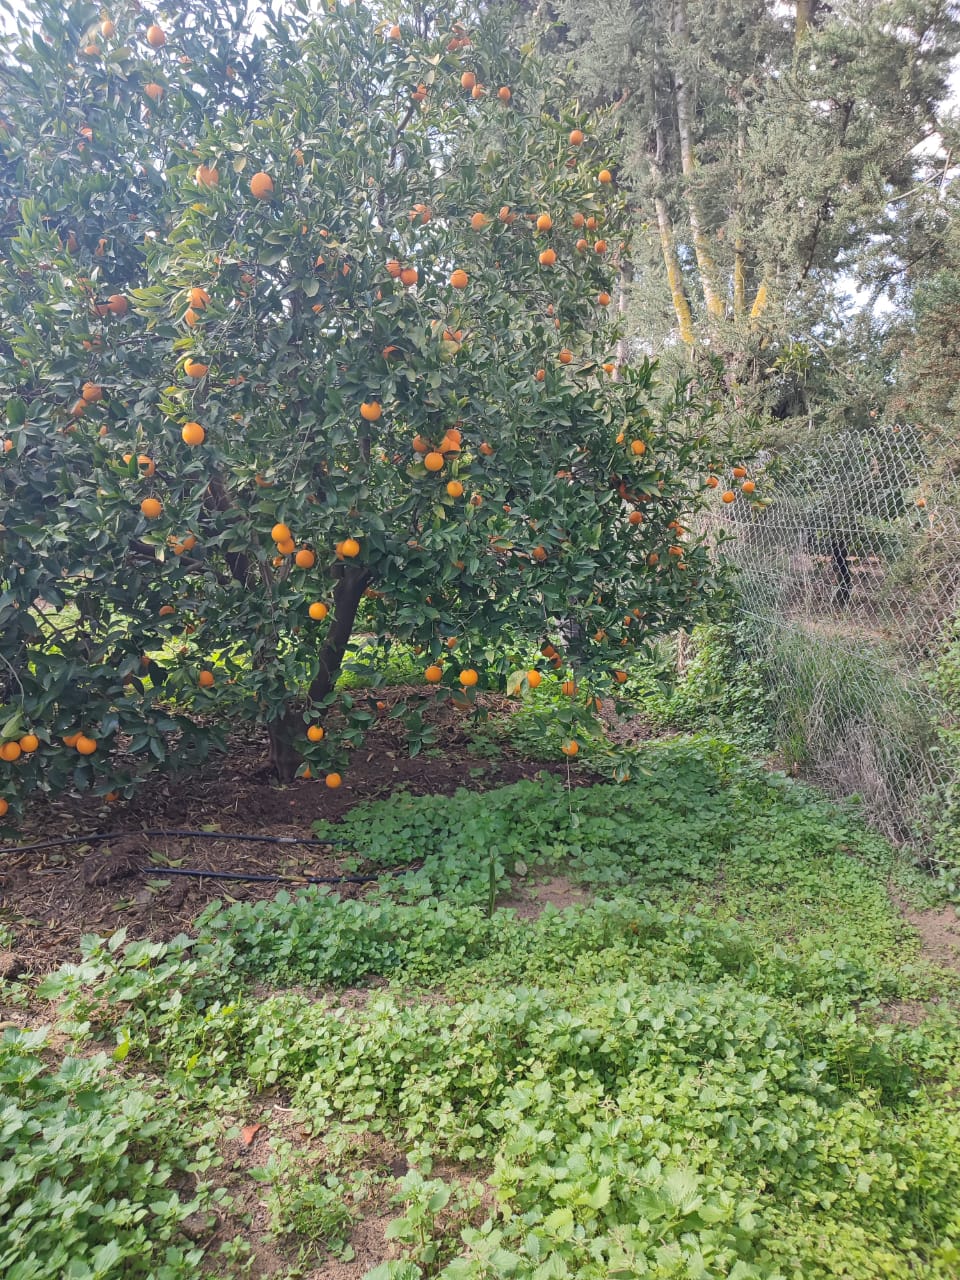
[0,828,355,856]
[156,865,413,886]
[0,829,421,887]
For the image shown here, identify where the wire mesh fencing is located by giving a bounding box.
[702,426,960,849]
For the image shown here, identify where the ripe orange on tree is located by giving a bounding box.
[198,670,215,688]
[0,0,725,809]
[459,668,479,687]
[249,171,274,199]
[424,451,445,472]
[424,664,443,683]
[307,725,325,742]
[181,421,205,445]
[146,23,165,47]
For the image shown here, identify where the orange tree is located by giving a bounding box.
[0,0,730,816]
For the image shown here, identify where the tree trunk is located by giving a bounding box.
[615,258,634,372]
[795,0,818,43]
[672,0,725,320]
[267,709,303,783]
[308,562,372,703]
[266,563,372,782]
[733,96,747,319]
[652,188,696,347]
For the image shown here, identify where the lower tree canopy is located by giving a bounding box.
[0,0,741,813]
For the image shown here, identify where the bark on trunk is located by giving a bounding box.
[308,563,372,703]
[733,97,747,319]
[267,564,372,782]
[672,0,725,320]
[268,710,303,783]
[615,258,634,373]
[653,189,696,347]
[795,0,818,42]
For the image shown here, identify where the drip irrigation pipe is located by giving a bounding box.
[0,828,355,856]
[151,866,413,886]
[0,829,422,887]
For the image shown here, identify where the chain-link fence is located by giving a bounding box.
[705,427,960,846]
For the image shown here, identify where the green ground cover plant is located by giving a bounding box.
[4,739,960,1279]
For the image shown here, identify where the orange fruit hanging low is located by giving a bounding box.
[198,670,215,688]
[181,421,205,445]
[307,725,325,742]
[308,602,328,620]
[459,668,479,687]
[425,664,443,683]
[249,171,274,199]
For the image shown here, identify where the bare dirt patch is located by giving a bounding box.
[895,897,960,973]
[500,873,592,919]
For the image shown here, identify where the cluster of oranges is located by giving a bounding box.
[704,465,756,503]
[412,427,463,481]
[269,522,318,567]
